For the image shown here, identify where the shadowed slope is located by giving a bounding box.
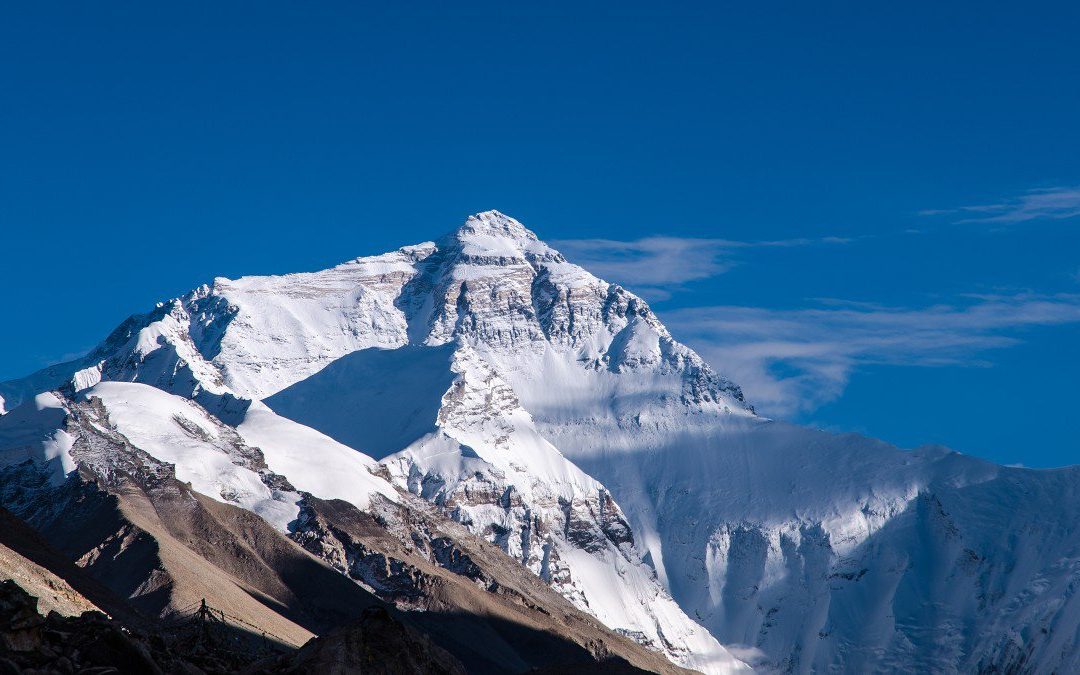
[265,343,456,459]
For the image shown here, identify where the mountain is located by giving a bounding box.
[2,210,1077,673]
[0,385,702,673]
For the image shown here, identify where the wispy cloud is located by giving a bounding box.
[40,347,93,368]
[663,293,1080,418]
[921,185,1080,224]
[552,234,851,300]
[552,236,738,288]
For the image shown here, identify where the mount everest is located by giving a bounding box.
[1,210,1077,673]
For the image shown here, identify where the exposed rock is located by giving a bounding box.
[0,394,695,673]
[279,606,466,675]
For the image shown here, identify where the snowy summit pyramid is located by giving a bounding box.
[2,211,1078,673]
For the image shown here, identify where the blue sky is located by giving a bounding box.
[1,2,1078,467]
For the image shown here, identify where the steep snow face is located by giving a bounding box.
[268,341,747,673]
[0,381,401,533]
[540,413,1080,674]
[235,400,400,511]
[81,382,302,531]
[0,289,231,416]
[264,343,457,458]
[404,212,751,428]
[86,382,402,520]
[0,392,75,485]
[0,211,746,424]
[205,244,433,400]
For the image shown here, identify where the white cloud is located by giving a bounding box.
[552,236,739,288]
[551,234,851,300]
[662,293,1080,418]
[41,347,93,368]
[921,185,1080,224]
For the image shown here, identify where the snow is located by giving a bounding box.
[264,343,457,459]
[0,392,76,484]
[206,247,422,400]
[380,343,608,498]
[82,382,301,532]
[537,414,1079,673]
[265,333,745,670]
[235,400,400,509]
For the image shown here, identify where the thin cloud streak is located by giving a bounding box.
[552,234,852,297]
[663,293,1080,418]
[921,185,1080,224]
[552,236,739,287]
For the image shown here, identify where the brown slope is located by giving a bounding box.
[0,509,101,618]
[291,494,690,674]
[0,396,691,673]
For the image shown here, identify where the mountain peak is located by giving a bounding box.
[456,210,538,243]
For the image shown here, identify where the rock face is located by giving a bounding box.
[0,507,110,620]
[287,494,690,673]
[0,580,166,675]
[1,209,1077,673]
[0,388,698,673]
[283,606,468,675]
[0,576,465,675]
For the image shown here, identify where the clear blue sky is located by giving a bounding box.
[2,2,1078,467]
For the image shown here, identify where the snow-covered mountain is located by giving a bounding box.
[1,210,1077,673]
[0,211,747,673]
